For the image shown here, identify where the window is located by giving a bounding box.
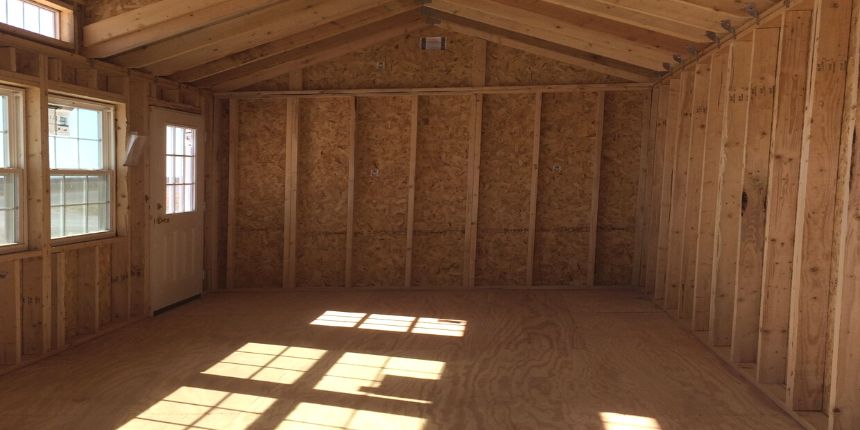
[0,86,23,249]
[49,97,114,241]
[0,0,59,39]
[165,125,196,214]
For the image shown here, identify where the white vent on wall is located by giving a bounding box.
[420,36,447,51]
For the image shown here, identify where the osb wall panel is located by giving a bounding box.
[234,99,286,288]
[352,97,412,287]
[295,98,351,287]
[248,29,622,91]
[475,94,536,286]
[412,95,472,287]
[300,30,475,90]
[485,44,622,86]
[596,92,647,285]
[534,92,601,286]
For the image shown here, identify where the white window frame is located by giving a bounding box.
[0,84,26,254]
[48,95,116,245]
[0,0,60,39]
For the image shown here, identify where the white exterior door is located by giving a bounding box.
[149,108,205,311]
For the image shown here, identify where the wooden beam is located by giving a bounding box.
[757,9,813,383]
[678,58,711,320]
[692,45,730,332]
[685,0,780,17]
[221,83,651,98]
[829,86,860,430]
[345,97,357,289]
[731,26,780,364]
[206,18,429,92]
[112,0,392,70]
[827,0,860,426]
[404,96,418,288]
[588,0,738,31]
[434,17,658,83]
[645,83,670,295]
[526,92,542,287]
[654,77,683,300]
[170,0,419,83]
[464,94,483,288]
[530,0,710,42]
[283,97,299,288]
[663,67,696,311]
[787,0,855,411]
[83,0,279,57]
[426,0,673,70]
[226,98,238,289]
[635,88,658,288]
[587,91,606,287]
[710,38,753,347]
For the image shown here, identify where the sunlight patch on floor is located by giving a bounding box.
[314,352,445,404]
[277,402,425,430]
[118,386,276,430]
[310,310,467,337]
[601,412,662,430]
[202,343,327,384]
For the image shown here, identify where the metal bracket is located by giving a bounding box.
[672,54,684,64]
[706,31,720,46]
[720,19,736,35]
[744,3,760,23]
[686,46,700,57]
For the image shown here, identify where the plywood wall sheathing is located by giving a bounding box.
[664,68,696,311]
[710,38,753,347]
[295,98,352,288]
[596,91,644,286]
[485,43,621,86]
[0,260,21,365]
[302,30,476,91]
[233,99,287,288]
[413,96,471,288]
[731,27,780,365]
[533,92,601,287]
[475,93,536,287]
[352,96,412,288]
[691,47,730,332]
[20,257,44,356]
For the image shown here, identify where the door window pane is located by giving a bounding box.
[165,125,196,214]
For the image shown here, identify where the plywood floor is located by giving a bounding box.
[0,290,802,430]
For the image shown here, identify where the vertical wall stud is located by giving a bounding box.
[404,96,419,288]
[587,91,605,288]
[526,92,542,287]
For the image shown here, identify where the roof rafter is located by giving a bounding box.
[424,0,672,70]
[431,12,659,83]
[525,0,710,42]
[83,0,281,58]
[206,14,429,91]
[170,0,421,83]
[111,0,394,70]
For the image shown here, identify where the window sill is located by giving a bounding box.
[0,23,74,51]
[50,231,117,249]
